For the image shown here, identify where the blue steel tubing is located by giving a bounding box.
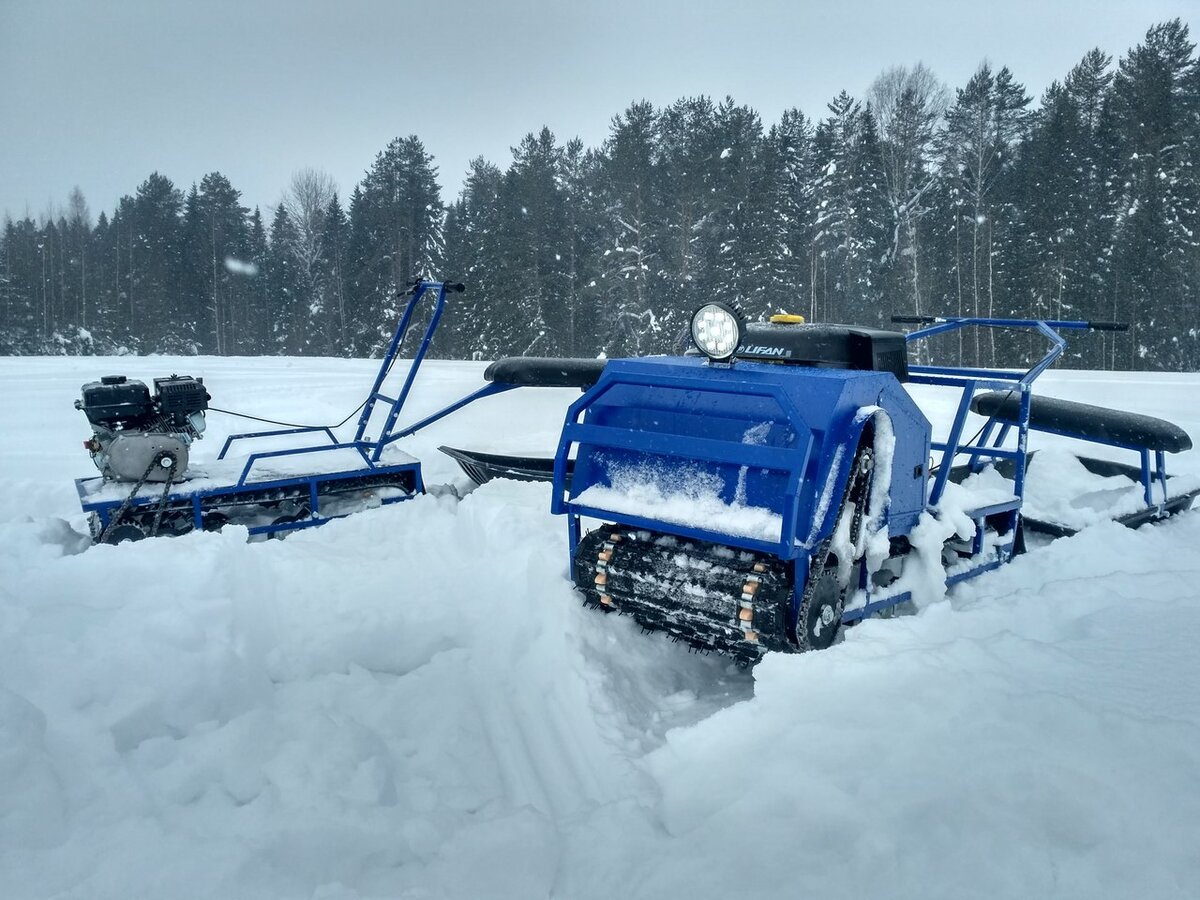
[211,280,457,465]
[217,426,339,460]
[1022,321,1068,384]
[380,382,519,446]
[353,282,431,444]
[908,372,1023,390]
[353,280,457,454]
[235,441,381,487]
[907,318,1073,518]
[566,516,582,581]
[929,379,977,505]
[1012,386,1032,510]
[1140,450,1153,506]
[970,419,1003,473]
[843,590,915,623]
[956,444,1024,462]
[368,283,454,461]
[1156,450,1169,508]
[903,317,1098,344]
[909,365,1027,382]
[551,364,819,560]
[557,424,812,560]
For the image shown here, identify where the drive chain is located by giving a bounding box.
[97,451,179,544]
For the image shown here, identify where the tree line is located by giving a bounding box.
[2,20,1197,370]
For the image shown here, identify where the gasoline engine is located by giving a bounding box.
[76,374,210,483]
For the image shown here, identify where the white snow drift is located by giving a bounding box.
[1,356,1199,900]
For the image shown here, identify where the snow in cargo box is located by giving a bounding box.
[573,455,785,542]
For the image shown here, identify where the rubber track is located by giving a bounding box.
[573,526,794,666]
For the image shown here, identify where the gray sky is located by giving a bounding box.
[0,0,1190,222]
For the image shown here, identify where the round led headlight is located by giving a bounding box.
[691,302,744,361]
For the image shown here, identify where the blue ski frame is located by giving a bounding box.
[76,280,505,539]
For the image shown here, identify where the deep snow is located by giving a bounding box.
[1,356,1199,900]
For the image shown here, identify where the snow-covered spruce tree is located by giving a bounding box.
[103,195,136,352]
[37,217,63,351]
[314,193,350,356]
[84,210,119,352]
[807,92,891,327]
[439,196,469,358]
[441,158,505,359]
[244,208,270,354]
[707,98,776,320]
[493,127,572,357]
[179,173,252,355]
[266,205,301,354]
[126,174,185,353]
[1011,82,1089,364]
[558,137,604,358]
[1108,19,1200,370]
[933,64,1032,366]
[594,100,669,356]
[345,136,443,357]
[1061,49,1122,368]
[343,185,374,353]
[656,96,725,337]
[0,217,41,353]
[763,108,816,317]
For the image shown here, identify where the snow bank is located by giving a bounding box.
[1,356,1199,899]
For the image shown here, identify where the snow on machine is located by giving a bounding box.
[444,305,1200,665]
[75,280,471,543]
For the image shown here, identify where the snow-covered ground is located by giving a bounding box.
[2,355,1199,900]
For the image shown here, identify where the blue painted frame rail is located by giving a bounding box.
[77,280,470,539]
[901,316,1176,519]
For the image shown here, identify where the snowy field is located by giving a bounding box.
[2,355,1200,900]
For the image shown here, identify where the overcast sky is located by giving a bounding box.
[0,0,1190,222]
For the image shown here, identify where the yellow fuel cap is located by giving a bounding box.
[769,314,806,324]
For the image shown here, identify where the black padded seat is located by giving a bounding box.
[970,391,1192,453]
[484,357,608,389]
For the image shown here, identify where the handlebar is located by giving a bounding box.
[404,279,466,296]
[890,315,1128,332]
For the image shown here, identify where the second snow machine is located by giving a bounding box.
[445,305,1199,665]
[75,280,468,543]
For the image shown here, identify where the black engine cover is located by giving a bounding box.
[736,323,910,381]
[77,376,152,428]
[153,375,209,421]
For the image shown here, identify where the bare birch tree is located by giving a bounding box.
[868,63,948,336]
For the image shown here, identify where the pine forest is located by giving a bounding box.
[2,20,1198,371]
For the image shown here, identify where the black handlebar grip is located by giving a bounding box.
[445,282,466,293]
[1086,321,1129,332]
[891,315,939,325]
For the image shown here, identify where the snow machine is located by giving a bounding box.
[444,306,1199,665]
[75,280,470,544]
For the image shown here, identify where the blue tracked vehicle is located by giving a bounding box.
[445,304,1199,664]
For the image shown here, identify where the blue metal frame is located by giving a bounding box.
[552,316,1187,637]
[76,457,423,537]
[904,316,1176,520]
[551,363,817,561]
[76,280,486,539]
[550,355,928,633]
